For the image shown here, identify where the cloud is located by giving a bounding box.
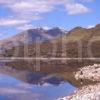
[0,0,91,18]
[65,3,91,15]
[0,0,92,30]
[87,25,95,28]
[80,0,95,2]
[43,26,51,30]
[0,18,29,26]
[0,33,3,37]
[17,24,34,30]
[11,1,54,13]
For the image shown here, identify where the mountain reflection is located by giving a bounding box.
[0,73,76,100]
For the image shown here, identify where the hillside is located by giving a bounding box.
[2,24,100,69]
[0,27,64,49]
[3,24,100,58]
[1,24,100,88]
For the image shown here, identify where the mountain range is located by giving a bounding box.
[0,24,100,88]
[0,24,99,72]
[1,24,100,58]
[0,27,65,49]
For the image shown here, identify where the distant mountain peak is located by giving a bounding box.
[47,27,63,37]
[1,24,100,49]
[72,26,86,31]
[0,27,64,48]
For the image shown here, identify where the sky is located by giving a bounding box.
[0,0,100,40]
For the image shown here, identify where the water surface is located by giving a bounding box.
[0,73,76,100]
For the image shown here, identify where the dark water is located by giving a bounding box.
[0,72,76,100]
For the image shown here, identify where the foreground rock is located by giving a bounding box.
[58,64,100,100]
[75,64,100,82]
[62,83,100,100]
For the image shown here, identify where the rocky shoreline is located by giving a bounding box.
[58,64,100,100]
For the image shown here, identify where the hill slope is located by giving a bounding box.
[0,27,64,49]
[1,24,100,88]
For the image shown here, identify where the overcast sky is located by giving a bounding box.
[0,0,99,39]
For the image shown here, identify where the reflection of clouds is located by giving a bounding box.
[0,87,44,100]
[0,75,46,100]
[0,74,21,87]
[16,82,33,89]
[42,83,51,87]
[0,73,76,100]
[16,81,52,89]
[0,78,56,100]
[0,87,28,94]
[6,93,46,100]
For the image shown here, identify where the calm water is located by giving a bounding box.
[0,72,76,100]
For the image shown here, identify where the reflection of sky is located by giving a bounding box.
[0,74,76,100]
